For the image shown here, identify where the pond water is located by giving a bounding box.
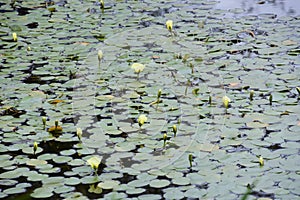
[0,0,299,199]
[215,0,300,17]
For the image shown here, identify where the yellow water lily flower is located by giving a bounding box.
[249,90,254,101]
[259,156,264,166]
[188,154,193,168]
[100,0,104,9]
[172,124,177,137]
[98,50,103,62]
[222,96,231,109]
[209,95,212,105]
[42,117,47,126]
[131,63,145,74]
[138,114,147,127]
[166,20,173,32]
[12,32,17,42]
[76,127,82,141]
[33,141,38,154]
[157,89,162,99]
[87,156,101,172]
[163,133,167,147]
[296,87,300,95]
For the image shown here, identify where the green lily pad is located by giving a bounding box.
[163,187,185,199]
[81,176,100,184]
[26,171,49,182]
[0,179,18,186]
[128,179,150,188]
[98,180,120,190]
[172,177,190,186]
[65,177,81,186]
[3,187,26,195]
[0,0,299,199]
[26,159,47,167]
[53,156,72,164]
[149,179,170,188]
[54,185,75,194]
[0,167,29,179]
[126,187,146,195]
[88,184,103,194]
[31,187,54,198]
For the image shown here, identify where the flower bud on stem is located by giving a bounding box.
[188,154,193,168]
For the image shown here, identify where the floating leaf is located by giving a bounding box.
[4,187,26,195]
[149,179,170,188]
[246,121,269,128]
[26,159,47,167]
[88,184,103,194]
[31,187,53,198]
[98,180,120,190]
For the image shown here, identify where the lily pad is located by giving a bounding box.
[149,179,170,188]
[98,180,120,190]
[26,159,47,167]
[31,187,54,198]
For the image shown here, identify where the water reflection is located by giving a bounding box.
[215,0,299,17]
